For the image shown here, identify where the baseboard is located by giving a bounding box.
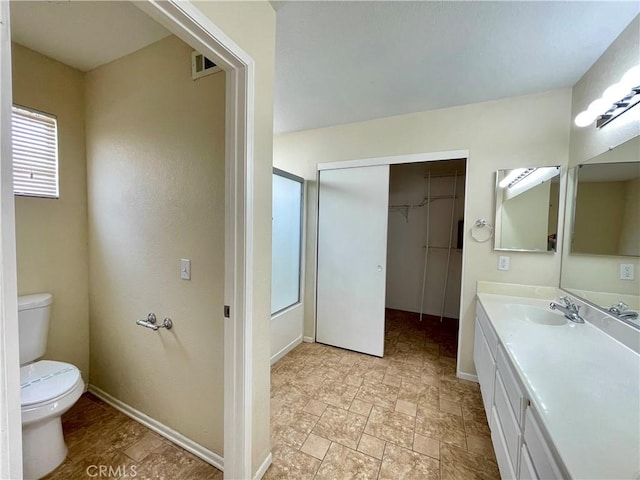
[253,452,272,480]
[270,335,302,365]
[457,371,478,383]
[302,336,314,343]
[88,385,224,471]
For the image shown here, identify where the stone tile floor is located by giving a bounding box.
[44,308,497,479]
[264,309,500,480]
[42,393,222,480]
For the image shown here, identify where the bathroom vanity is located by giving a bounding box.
[474,283,640,480]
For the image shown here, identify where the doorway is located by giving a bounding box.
[0,2,256,479]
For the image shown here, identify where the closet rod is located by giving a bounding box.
[421,172,466,179]
[389,194,457,210]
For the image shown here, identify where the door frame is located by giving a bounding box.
[0,2,257,479]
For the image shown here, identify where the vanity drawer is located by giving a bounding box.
[491,406,517,480]
[524,407,563,480]
[519,444,538,480]
[497,344,526,425]
[477,301,499,358]
[494,370,521,471]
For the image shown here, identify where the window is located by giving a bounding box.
[271,168,304,315]
[12,105,59,198]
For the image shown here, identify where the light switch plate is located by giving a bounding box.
[181,258,191,280]
[498,256,510,271]
[620,263,634,280]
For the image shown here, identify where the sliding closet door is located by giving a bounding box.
[316,165,389,357]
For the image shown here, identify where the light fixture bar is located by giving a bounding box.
[596,86,640,128]
[574,64,640,129]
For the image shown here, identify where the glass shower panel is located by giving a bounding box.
[271,170,303,315]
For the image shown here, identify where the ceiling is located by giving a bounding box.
[8,1,640,135]
[273,1,640,134]
[10,1,171,72]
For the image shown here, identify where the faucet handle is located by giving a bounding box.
[559,295,573,307]
[609,302,628,314]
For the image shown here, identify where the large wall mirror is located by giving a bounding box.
[572,162,639,256]
[561,136,639,328]
[494,166,561,252]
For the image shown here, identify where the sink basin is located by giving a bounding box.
[503,304,567,326]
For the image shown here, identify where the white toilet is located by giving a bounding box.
[19,293,84,479]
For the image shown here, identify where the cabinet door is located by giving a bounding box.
[316,165,389,357]
[524,407,563,479]
[491,406,517,480]
[519,444,538,480]
[474,318,496,423]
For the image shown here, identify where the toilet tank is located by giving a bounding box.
[18,293,53,365]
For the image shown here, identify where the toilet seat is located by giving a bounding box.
[20,360,81,407]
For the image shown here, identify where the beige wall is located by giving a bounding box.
[86,36,226,454]
[274,88,572,376]
[11,43,90,379]
[562,15,639,297]
[193,2,276,472]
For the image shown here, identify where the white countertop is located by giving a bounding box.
[477,292,640,480]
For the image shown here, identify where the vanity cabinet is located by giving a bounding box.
[475,300,566,480]
[473,302,497,424]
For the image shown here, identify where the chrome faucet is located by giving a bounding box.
[608,302,639,321]
[550,296,585,324]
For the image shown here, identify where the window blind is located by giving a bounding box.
[12,106,59,198]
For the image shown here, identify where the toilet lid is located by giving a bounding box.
[20,360,81,407]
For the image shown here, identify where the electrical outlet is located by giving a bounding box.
[620,263,634,280]
[498,256,510,271]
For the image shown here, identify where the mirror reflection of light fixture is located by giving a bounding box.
[499,167,534,188]
[503,166,559,200]
[574,64,640,128]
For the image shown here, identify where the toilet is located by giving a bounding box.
[19,293,84,479]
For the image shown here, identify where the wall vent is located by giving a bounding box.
[192,51,221,80]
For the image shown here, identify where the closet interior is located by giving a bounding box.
[385,159,466,326]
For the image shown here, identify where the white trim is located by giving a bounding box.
[134,3,256,479]
[88,385,224,471]
[456,153,472,381]
[270,335,302,365]
[317,149,469,171]
[457,372,479,383]
[0,2,23,477]
[303,336,315,343]
[252,452,272,480]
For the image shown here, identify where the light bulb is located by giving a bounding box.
[574,110,596,127]
[621,65,640,90]
[602,82,629,104]
[587,98,610,116]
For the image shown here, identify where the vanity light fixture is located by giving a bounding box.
[575,64,640,128]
